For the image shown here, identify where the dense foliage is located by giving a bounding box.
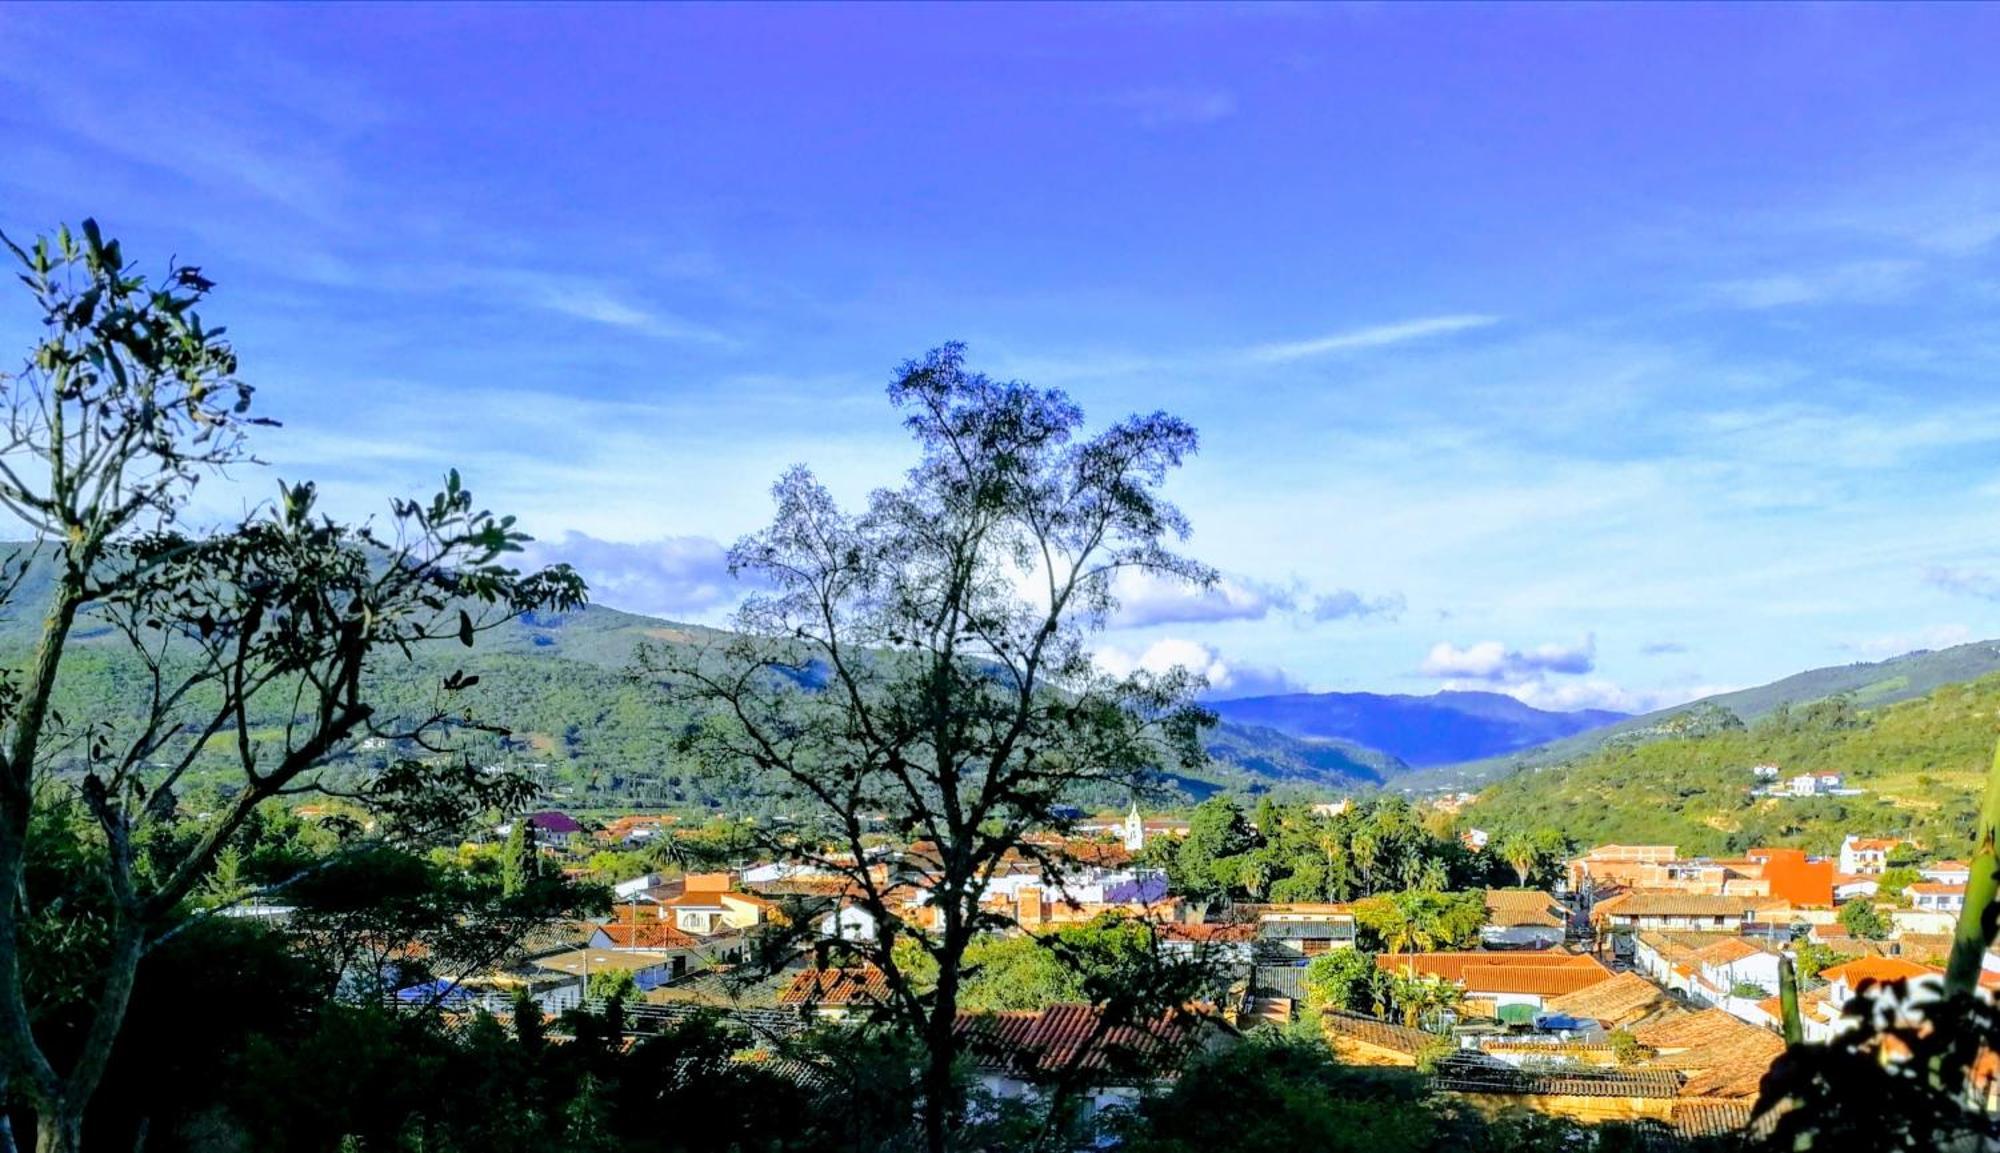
[1144,795,1545,903]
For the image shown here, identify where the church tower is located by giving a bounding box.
[1121,801,1145,853]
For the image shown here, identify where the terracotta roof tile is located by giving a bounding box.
[779,967,891,1007]
[954,1004,1210,1081]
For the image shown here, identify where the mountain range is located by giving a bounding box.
[9,540,2000,804]
[1205,690,1625,768]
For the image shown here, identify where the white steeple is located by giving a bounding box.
[1121,801,1145,853]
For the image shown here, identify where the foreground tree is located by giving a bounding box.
[0,222,583,1151]
[647,344,1213,1153]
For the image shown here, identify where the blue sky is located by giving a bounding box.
[5,3,2000,712]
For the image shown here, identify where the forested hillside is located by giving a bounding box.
[3,547,1383,808]
[1469,675,2000,857]
[1431,641,2000,788]
[1209,689,1624,767]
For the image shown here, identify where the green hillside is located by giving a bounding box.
[1469,675,2000,857]
[1420,640,2000,790]
[0,540,1381,808]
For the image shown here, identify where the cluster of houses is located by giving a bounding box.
[1749,764,1864,798]
[336,803,1996,1143]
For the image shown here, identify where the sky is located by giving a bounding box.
[4,3,2000,713]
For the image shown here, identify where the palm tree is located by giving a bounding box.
[1498,833,1539,887]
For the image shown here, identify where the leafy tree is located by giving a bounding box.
[1353,891,1488,954]
[502,816,538,896]
[0,221,584,1152]
[1730,979,1772,999]
[1794,941,1855,982]
[1876,865,1920,905]
[1840,899,1890,941]
[646,345,1214,1153]
[1608,1028,1645,1066]
[1303,948,1383,1014]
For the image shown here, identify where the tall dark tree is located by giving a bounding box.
[646,344,1213,1153]
[0,222,584,1152]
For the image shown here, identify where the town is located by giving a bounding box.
[249,786,1983,1149]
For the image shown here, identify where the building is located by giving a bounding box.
[1482,890,1568,949]
[1921,860,1973,886]
[1908,882,1967,914]
[1632,933,1782,1014]
[1838,836,1902,876]
[1743,848,1835,907]
[1376,951,1613,1014]
[1567,845,1678,891]
[956,1004,1231,1119]
[1785,771,1847,797]
[1590,892,1787,935]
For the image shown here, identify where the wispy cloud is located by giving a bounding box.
[1925,566,2000,602]
[1311,589,1406,622]
[1710,259,1922,310]
[1246,315,1498,364]
[1839,623,1976,659]
[1640,641,1689,656]
[1113,86,1238,128]
[525,282,735,346]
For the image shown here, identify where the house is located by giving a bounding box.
[1542,970,1677,1030]
[1377,951,1613,1014]
[1632,933,1781,1014]
[1461,828,1490,852]
[1157,921,1258,968]
[529,947,678,1010]
[656,873,777,935]
[778,966,893,1021]
[1482,890,1568,949]
[955,1003,1230,1118]
[1908,882,1967,914]
[1567,845,1678,891]
[1322,1009,1438,1066]
[818,902,882,943]
[1838,836,1901,876]
[1743,848,1834,907]
[1590,892,1785,934]
[1786,771,1846,797]
[1241,903,1357,958]
[1921,860,1973,886]
[513,810,583,848]
[1832,874,1879,902]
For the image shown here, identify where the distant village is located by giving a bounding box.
[244,759,1989,1149]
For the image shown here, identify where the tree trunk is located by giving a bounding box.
[32,1107,78,1153]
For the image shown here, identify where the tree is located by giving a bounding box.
[1302,949,1382,1014]
[0,221,584,1153]
[1840,898,1890,941]
[1794,941,1856,982]
[646,345,1214,1153]
[502,817,539,897]
[1353,891,1488,954]
[1497,833,1539,888]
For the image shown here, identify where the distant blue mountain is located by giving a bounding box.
[1205,690,1626,768]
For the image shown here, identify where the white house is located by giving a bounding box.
[1921,860,1973,886]
[818,903,881,943]
[1838,836,1899,876]
[1909,882,1966,914]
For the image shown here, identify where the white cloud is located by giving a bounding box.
[1485,677,1733,715]
[1094,637,1304,700]
[522,532,754,620]
[1246,315,1497,364]
[1110,570,1287,628]
[1108,569,1402,629]
[1420,636,1596,682]
[1926,566,2000,602]
[1840,624,1976,660]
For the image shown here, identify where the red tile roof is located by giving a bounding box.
[596,920,699,950]
[779,967,892,1007]
[954,1004,1210,1081]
